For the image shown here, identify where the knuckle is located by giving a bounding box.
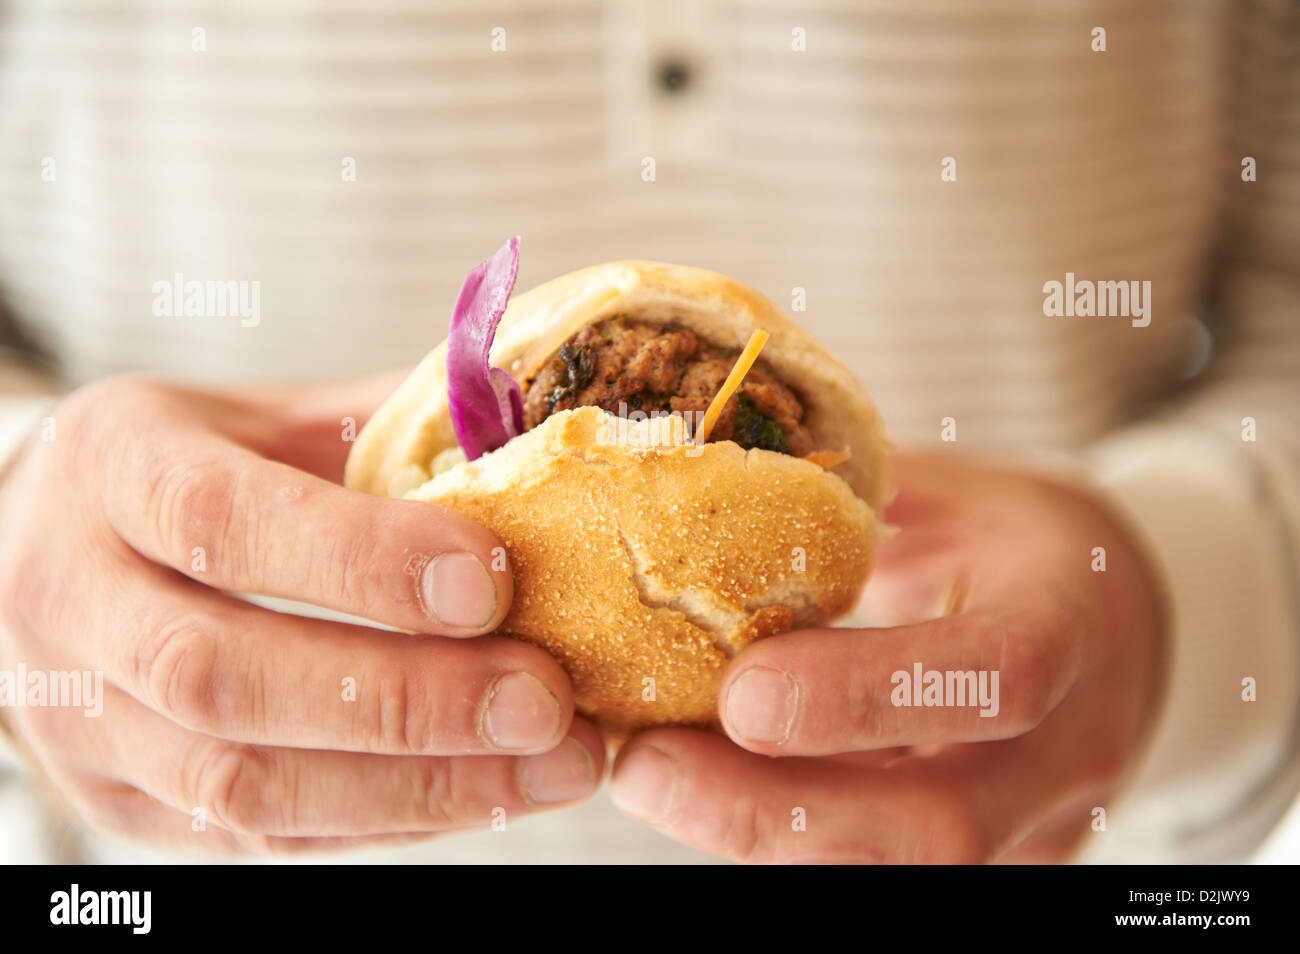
[57,374,138,433]
[316,531,379,613]
[148,456,244,575]
[139,613,222,729]
[59,375,160,469]
[417,760,460,829]
[846,671,892,741]
[375,666,436,755]
[188,743,274,834]
[711,798,767,864]
[400,676,441,755]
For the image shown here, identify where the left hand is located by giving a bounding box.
[607,452,1169,863]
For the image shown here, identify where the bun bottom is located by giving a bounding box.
[405,407,878,732]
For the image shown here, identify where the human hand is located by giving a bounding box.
[0,375,602,855]
[608,452,1167,863]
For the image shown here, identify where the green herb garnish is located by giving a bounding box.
[733,394,789,453]
[544,344,596,412]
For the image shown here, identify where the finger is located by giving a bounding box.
[609,720,1098,864]
[51,772,247,855]
[101,423,511,636]
[860,452,1050,623]
[618,655,1123,865]
[38,690,605,838]
[718,605,1084,755]
[51,773,447,858]
[854,458,983,626]
[608,729,986,864]
[73,562,573,755]
[911,681,1129,860]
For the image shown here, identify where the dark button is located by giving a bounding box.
[656,57,692,94]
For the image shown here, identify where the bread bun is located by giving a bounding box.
[345,261,891,731]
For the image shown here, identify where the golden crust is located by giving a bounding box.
[404,408,877,731]
[343,259,892,730]
[344,260,892,511]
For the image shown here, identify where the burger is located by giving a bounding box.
[345,238,891,733]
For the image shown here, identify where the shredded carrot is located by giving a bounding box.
[692,329,770,446]
[802,449,849,470]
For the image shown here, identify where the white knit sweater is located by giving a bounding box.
[1,0,1298,863]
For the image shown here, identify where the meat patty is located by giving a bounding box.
[522,317,814,455]
[670,360,814,456]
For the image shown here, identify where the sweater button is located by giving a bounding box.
[655,57,692,95]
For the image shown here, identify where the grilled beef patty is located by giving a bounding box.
[521,317,814,456]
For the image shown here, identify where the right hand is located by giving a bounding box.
[0,374,602,855]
